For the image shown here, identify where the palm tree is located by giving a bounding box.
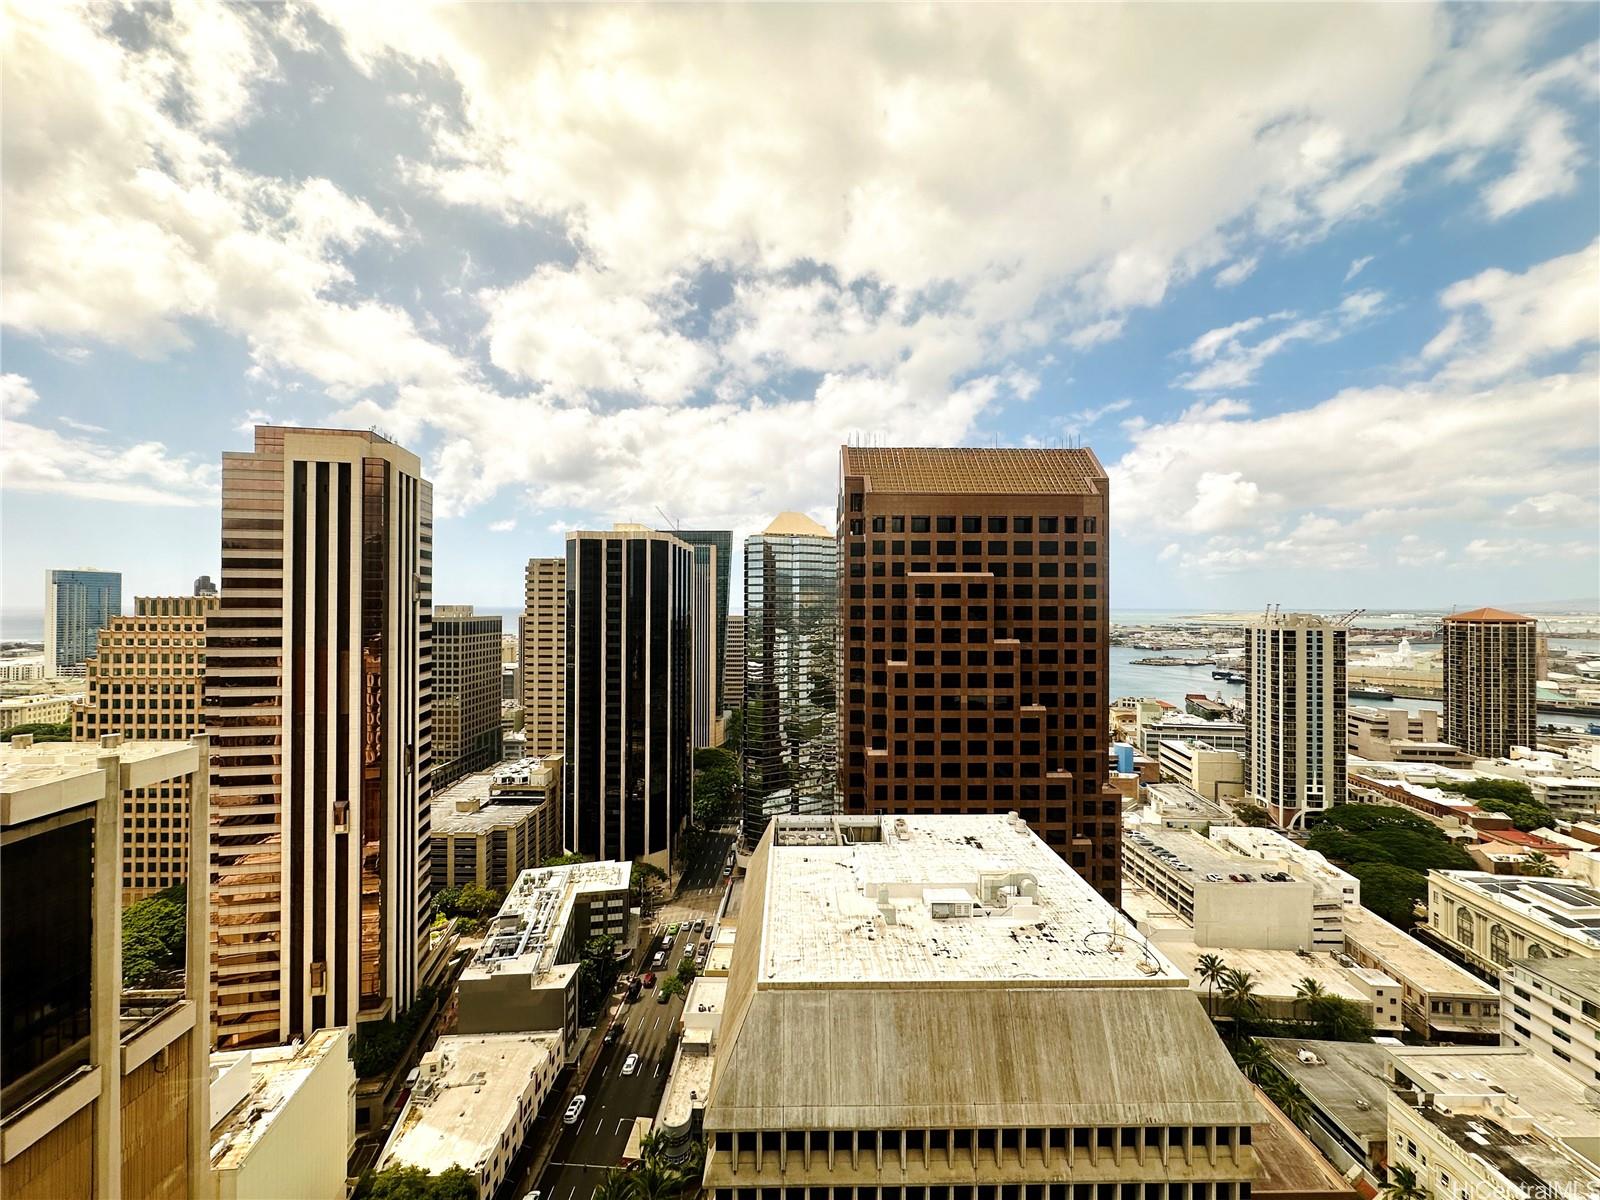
[1231,1038,1273,1085]
[1265,1076,1311,1127]
[1294,977,1327,1026]
[1381,1164,1429,1200]
[1221,968,1261,1032]
[1196,954,1227,1020]
[1522,851,1559,877]
[592,1169,635,1200]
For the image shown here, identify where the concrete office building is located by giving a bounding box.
[1424,871,1600,977]
[1260,1039,1391,1193]
[209,1027,355,1200]
[379,1032,563,1199]
[837,447,1118,899]
[455,861,631,1046]
[73,596,216,901]
[429,757,564,890]
[432,605,503,787]
[207,425,435,1048]
[1244,612,1347,829]
[675,530,732,712]
[565,526,692,868]
[692,547,719,747]
[1140,714,1248,757]
[1133,782,1235,830]
[0,692,81,731]
[742,512,838,847]
[1444,607,1538,759]
[1157,739,1245,802]
[44,568,122,678]
[1500,956,1600,1087]
[723,613,745,709]
[698,814,1261,1197]
[1346,705,1470,766]
[0,736,211,1200]
[521,558,565,757]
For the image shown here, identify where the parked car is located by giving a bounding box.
[564,1096,586,1124]
[723,866,732,877]
[622,1053,640,1076]
[603,1025,621,1046]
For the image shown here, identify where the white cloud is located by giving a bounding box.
[57,416,109,434]
[1177,290,1385,391]
[1062,399,1132,438]
[488,518,517,533]
[1344,255,1374,282]
[1429,239,1600,382]
[1064,319,1125,350]
[1214,257,1259,288]
[1463,537,1598,564]
[2,376,218,507]
[1395,534,1447,567]
[1505,492,1597,527]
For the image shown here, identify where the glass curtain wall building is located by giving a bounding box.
[43,568,122,677]
[566,526,693,869]
[741,513,838,847]
[673,531,731,711]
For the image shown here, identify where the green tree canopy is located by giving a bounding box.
[1348,862,1430,927]
[0,721,72,742]
[542,851,589,867]
[352,1164,478,1200]
[123,885,187,987]
[1436,780,1554,832]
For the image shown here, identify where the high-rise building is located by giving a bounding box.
[691,548,718,747]
[836,446,1117,899]
[694,814,1261,1197]
[72,595,217,902]
[207,426,434,1048]
[521,558,565,757]
[674,530,731,710]
[741,512,837,847]
[1443,607,1537,759]
[44,568,121,677]
[723,614,746,710]
[432,605,503,787]
[1244,612,1347,829]
[565,526,692,869]
[193,574,219,597]
[0,735,211,1200]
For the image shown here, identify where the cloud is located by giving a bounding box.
[1214,257,1259,288]
[488,518,517,533]
[1395,534,1447,567]
[1,376,218,507]
[1428,238,1600,382]
[1344,255,1374,282]
[1176,290,1385,391]
[1061,398,1132,438]
[1505,492,1598,527]
[1463,537,1599,564]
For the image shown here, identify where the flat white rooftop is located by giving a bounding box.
[1158,940,1396,1004]
[210,1028,348,1170]
[464,859,631,981]
[0,737,198,824]
[1341,906,1497,998]
[381,1033,561,1176]
[759,815,1184,987]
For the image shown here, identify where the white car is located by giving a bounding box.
[564,1095,586,1124]
[622,1053,640,1076]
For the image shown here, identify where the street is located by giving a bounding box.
[506,831,733,1200]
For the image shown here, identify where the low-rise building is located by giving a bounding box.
[1259,1039,1391,1192]
[1122,825,1340,952]
[209,1028,355,1200]
[1132,782,1236,830]
[699,814,1263,1198]
[1158,738,1245,802]
[1339,905,1500,1040]
[1140,713,1248,756]
[1423,871,1600,977]
[378,1033,563,1199]
[1347,764,1482,829]
[1385,1047,1600,1200]
[0,691,82,731]
[0,656,47,683]
[1346,705,1471,766]
[456,860,631,1044]
[1500,956,1600,1090]
[428,756,564,890]
[1209,825,1361,912]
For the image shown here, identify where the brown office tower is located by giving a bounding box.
[837,447,1117,900]
[1444,607,1538,758]
[208,426,434,1048]
[521,558,566,757]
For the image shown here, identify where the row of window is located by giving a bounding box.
[847,515,1100,535]
[851,562,1098,581]
[855,540,1099,558]
[713,1187,1245,1200]
[716,1126,1249,1156]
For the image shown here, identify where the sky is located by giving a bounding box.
[2,3,1598,618]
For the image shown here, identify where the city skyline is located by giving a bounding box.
[2,5,1597,614]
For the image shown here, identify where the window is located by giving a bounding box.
[1489,923,1510,966]
[1455,906,1474,949]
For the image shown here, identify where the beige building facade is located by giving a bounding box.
[1424,870,1600,978]
[521,558,565,757]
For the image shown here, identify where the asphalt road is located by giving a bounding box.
[510,832,733,1200]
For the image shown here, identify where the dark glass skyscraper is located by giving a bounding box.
[566,526,692,868]
[742,513,838,847]
[43,568,121,677]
